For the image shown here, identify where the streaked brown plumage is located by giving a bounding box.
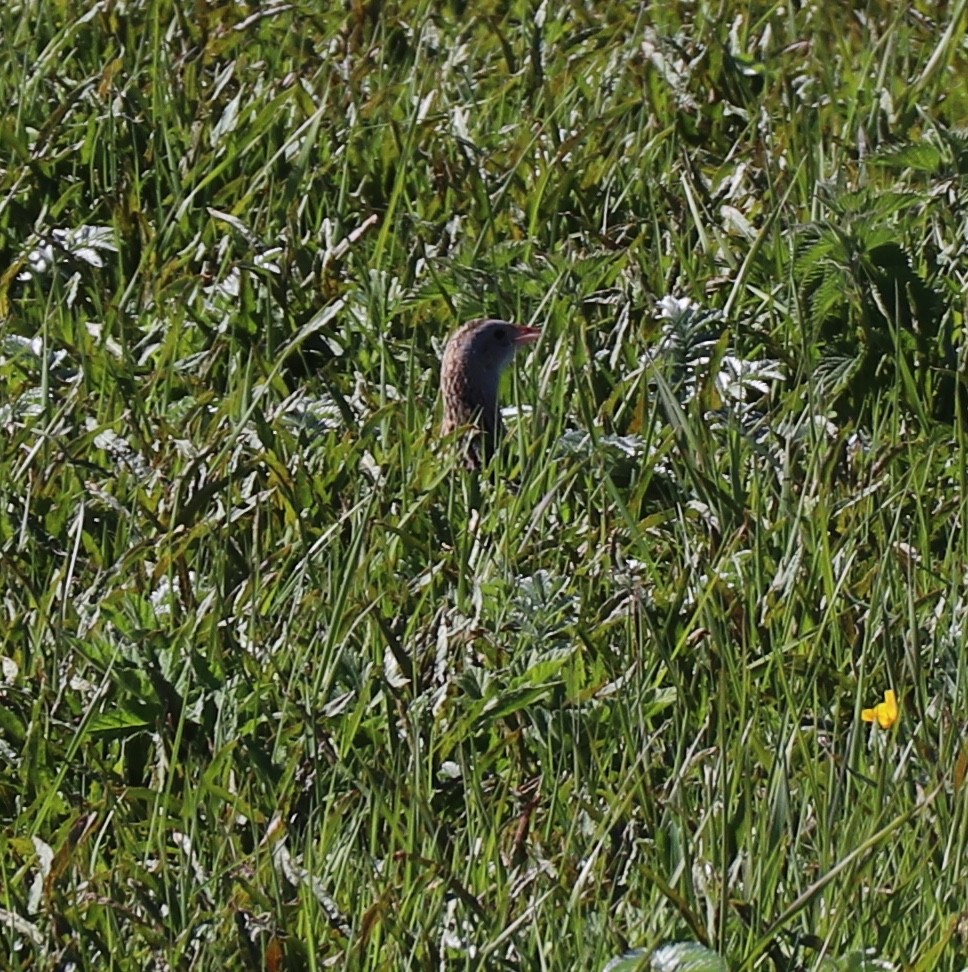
[440,318,541,468]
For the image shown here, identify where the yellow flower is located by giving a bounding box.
[862,689,898,729]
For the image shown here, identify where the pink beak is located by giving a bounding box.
[511,325,542,345]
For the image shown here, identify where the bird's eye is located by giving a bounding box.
[493,328,506,342]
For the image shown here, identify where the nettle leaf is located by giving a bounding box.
[814,353,862,397]
[816,951,897,971]
[871,140,944,173]
[85,707,154,739]
[512,646,575,686]
[863,226,900,253]
[809,269,850,327]
[476,683,558,724]
[867,190,921,221]
[944,129,968,173]
[602,942,728,972]
[651,299,726,400]
[833,190,871,216]
[794,231,843,285]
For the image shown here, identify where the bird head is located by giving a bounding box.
[440,318,541,466]
[442,318,541,383]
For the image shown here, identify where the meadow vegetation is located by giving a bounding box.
[3,1,968,969]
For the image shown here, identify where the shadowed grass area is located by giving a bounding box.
[3,1,968,969]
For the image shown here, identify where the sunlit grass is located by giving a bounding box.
[2,2,968,970]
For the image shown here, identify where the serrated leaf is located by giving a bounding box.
[515,646,575,685]
[602,942,728,972]
[810,270,850,326]
[794,232,842,284]
[871,141,943,173]
[476,684,559,724]
[85,707,153,738]
[814,352,861,396]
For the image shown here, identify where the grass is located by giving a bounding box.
[3,1,968,969]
